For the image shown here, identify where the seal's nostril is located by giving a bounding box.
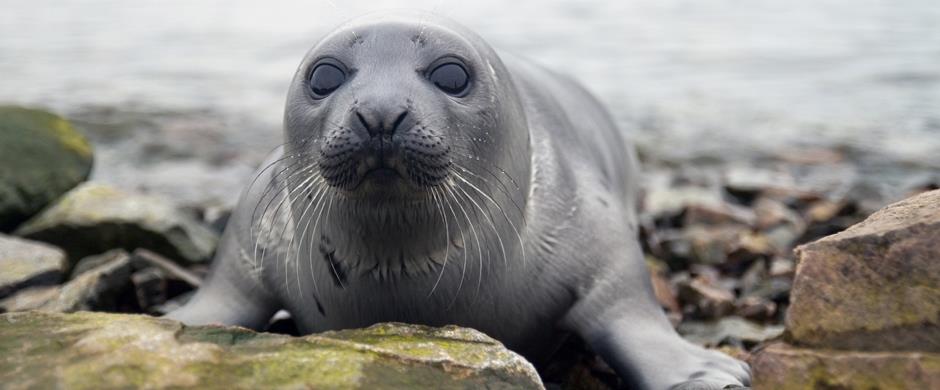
[356,112,374,136]
[390,111,408,134]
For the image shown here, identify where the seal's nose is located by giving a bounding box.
[356,108,409,137]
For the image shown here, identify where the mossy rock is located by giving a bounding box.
[15,183,218,266]
[749,342,940,389]
[788,189,940,352]
[0,106,93,231]
[0,311,544,389]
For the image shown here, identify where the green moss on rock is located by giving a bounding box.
[787,189,940,352]
[0,106,93,231]
[0,311,543,389]
[749,342,940,389]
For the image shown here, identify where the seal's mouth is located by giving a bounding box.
[319,134,450,195]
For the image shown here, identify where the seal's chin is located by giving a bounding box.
[341,162,431,200]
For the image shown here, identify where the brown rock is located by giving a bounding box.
[646,257,681,322]
[749,342,940,389]
[788,189,940,352]
[734,296,777,322]
[678,276,735,319]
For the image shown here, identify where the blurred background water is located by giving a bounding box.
[1,0,938,208]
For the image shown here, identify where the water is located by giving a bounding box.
[2,0,938,207]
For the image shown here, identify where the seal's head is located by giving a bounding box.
[283,12,529,202]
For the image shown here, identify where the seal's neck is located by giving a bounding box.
[318,196,451,279]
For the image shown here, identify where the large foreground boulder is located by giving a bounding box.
[15,183,218,265]
[749,190,940,388]
[0,311,543,389]
[0,106,93,231]
[787,189,940,352]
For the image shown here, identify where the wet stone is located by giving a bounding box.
[0,234,67,299]
[15,183,218,266]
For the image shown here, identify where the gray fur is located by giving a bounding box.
[167,11,750,389]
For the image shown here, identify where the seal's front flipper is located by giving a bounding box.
[164,228,279,330]
[562,245,750,389]
[164,272,276,330]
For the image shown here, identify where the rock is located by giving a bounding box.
[130,248,202,287]
[677,276,735,319]
[642,185,724,222]
[37,252,133,312]
[734,296,777,322]
[787,189,940,352]
[678,317,784,349]
[0,286,59,313]
[0,311,544,389]
[0,106,93,231]
[681,203,756,227]
[132,267,167,312]
[0,234,67,299]
[15,183,219,265]
[684,225,742,266]
[2,251,135,313]
[749,342,940,389]
[70,249,129,278]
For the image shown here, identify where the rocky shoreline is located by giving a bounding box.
[1,106,937,388]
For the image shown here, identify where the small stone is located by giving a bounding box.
[677,316,784,349]
[130,248,202,287]
[15,183,219,265]
[647,257,681,318]
[70,249,129,279]
[678,276,735,319]
[132,267,167,312]
[768,257,795,278]
[642,185,724,222]
[734,296,777,322]
[749,342,940,389]
[805,199,850,223]
[681,203,756,227]
[788,189,940,352]
[38,251,133,312]
[723,166,796,204]
[0,234,67,298]
[752,197,802,230]
[684,225,743,266]
[0,286,60,312]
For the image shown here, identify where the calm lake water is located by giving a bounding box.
[1,0,938,207]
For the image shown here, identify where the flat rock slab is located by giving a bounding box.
[0,311,544,389]
[0,106,93,231]
[0,234,67,299]
[15,183,218,265]
[749,342,940,389]
[788,189,940,352]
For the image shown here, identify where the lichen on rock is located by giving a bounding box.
[787,189,940,352]
[0,106,93,231]
[0,311,544,389]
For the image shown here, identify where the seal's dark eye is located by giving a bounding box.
[429,62,469,96]
[309,63,345,98]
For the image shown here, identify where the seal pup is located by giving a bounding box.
[168,11,750,389]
